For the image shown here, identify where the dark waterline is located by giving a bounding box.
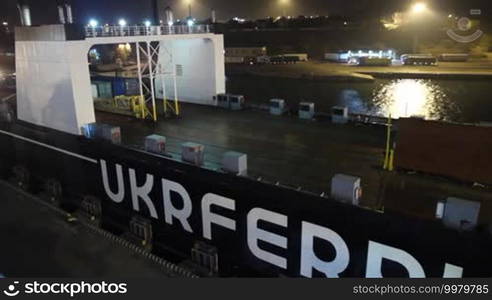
[226,76,492,123]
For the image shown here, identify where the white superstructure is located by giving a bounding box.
[15,24,226,135]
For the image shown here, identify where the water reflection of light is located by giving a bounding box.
[372,79,447,119]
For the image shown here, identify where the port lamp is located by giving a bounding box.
[412,3,427,14]
[88,19,98,28]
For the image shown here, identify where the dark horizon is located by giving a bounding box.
[0,0,490,26]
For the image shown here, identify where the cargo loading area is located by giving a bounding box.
[94,102,492,222]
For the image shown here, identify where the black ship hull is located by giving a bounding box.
[1,121,491,278]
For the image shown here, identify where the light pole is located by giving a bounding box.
[1,21,8,34]
[118,19,127,36]
[88,19,98,28]
[279,0,289,17]
[118,19,127,27]
[409,2,429,53]
[185,0,193,19]
[413,33,420,53]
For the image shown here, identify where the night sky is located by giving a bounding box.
[0,0,490,26]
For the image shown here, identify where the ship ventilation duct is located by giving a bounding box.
[56,0,73,24]
[17,1,32,26]
[153,0,170,25]
[65,4,73,24]
[211,9,216,23]
[58,5,66,24]
[165,6,174,25]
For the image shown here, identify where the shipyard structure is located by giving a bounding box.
[15,22,225,135]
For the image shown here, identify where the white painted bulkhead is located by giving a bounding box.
[15,25,226,135]
[16,40,95,135]
[155,36,225,106]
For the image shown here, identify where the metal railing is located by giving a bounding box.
[85,25,211,38]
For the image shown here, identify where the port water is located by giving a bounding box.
[227,76,492,123]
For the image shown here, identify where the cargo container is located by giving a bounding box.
[401,54,437,66]
[225,57,245,64]
[91,76,139,99]
[356,57,392,66]
[438,53,469,62]
[270,55,299,64]
[256,56,270,64]
[282,53,308,62]
[225,47,267,58]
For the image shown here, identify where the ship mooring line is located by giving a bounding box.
[0,129,98,164]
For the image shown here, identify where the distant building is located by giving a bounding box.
[282,53,308,61]
[325,49,396,62]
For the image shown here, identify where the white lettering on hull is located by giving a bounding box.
[99,160,464,278]
[129,168,158,219]
[162,179,193,233]
[202,193,236,240]
[100,160,125,203]
[366,241,426,278]
[300,221,350,278]
[247,208,288,269]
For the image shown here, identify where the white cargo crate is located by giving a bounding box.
[181,142,205,166]
[229,95,245,111]
[269,99,286,116]
[442,197,480,231]
[332,106,349,124]
[216,94,229,109]
[145,135,166,154]
[222,151,247,175]
[331,174,362,205]
[299,102,315,120]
